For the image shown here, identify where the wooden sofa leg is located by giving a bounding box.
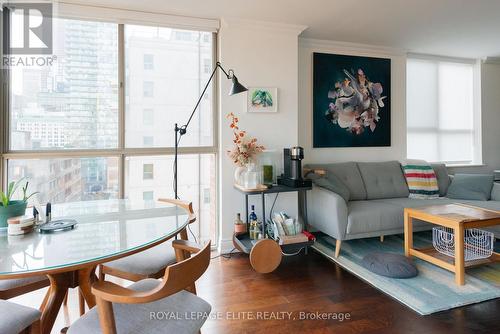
[380,235,384,242]
[335,240,342,258]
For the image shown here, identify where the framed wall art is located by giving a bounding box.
[313,52,391,147]
[247,87,278,113]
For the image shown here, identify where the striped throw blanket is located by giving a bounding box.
[401,160,439,199]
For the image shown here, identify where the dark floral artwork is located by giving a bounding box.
[313,53,391,147]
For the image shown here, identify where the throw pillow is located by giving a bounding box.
[491,183,500,201]
[312,174,350,203]
[430,163,451,197]
[447,174,494,201]
[401,160,439,199]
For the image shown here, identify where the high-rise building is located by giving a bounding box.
[10,19,119,203]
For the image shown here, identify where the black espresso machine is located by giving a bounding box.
[277,147,312,188]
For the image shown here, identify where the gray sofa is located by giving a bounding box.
[306,161,500,257]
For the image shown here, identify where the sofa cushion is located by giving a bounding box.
[447,174,494,201]
[357,161,409,200]
[375,197,456,209]
[306,162,366,200]
[431,163,451,197]
[491,183,500,201]
[347,201,404,235]
[312,175,350,203]
[457,199,500,212]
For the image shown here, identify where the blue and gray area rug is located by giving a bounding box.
[312,232,500,315]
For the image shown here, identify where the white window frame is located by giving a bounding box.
[406,53,482,166]
[0,10,219,244]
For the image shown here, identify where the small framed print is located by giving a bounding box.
[247,87,278,113]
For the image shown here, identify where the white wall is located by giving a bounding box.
[298,38,500,175]
[298,38,407,164]
[218,19,306,251]
[217,30,500,250]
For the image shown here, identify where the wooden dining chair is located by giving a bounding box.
[0,299,41,334]
[67,240,211,334]
[97,199,196,283]
[0,276,49,300]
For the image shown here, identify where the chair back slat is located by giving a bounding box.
[160,241,211,296]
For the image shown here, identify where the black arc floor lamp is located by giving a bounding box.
[174,61,248,200]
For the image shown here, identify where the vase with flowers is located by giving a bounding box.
[226,113,265,187]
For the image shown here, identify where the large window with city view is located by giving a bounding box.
[1,15,216,242]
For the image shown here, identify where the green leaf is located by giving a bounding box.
[6,181,15,200]
[0,190,8,207]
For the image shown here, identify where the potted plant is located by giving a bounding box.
[0,180,38,228]
[226,112,265,187]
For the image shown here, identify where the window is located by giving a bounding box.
[143,136,154,146]
[143,108,154,126]
[143,54,154,70]
[1,11,217,243]
[126,155,216,241]
[143,81,154,97]
[124,25,214,148]
[9,18,119,150]
[143,163,154,180]
[203,59,211,74]
[406,56,481,165]
[174,31,191,41]
[143,191,154,201]
[7,158,119,203]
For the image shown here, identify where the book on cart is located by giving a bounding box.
[278,233,309,245]
[267,211,314,245]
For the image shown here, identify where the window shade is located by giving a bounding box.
[407,57,479,164]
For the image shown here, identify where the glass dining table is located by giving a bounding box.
[0,198,194,334]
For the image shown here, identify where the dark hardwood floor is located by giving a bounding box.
[197,250,499,334]
[11,248,499,333]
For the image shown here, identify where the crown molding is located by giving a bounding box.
[299,37,407,57]
[221,18,307,36]
[483,56,500,64]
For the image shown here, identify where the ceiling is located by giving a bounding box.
[61,0,500,58]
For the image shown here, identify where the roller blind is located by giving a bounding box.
[406,56,480,165]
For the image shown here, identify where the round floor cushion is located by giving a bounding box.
[361,252,418,278]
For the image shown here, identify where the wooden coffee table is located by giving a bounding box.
[404,203,500,285]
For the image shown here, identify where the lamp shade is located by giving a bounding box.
[229,75,248,95]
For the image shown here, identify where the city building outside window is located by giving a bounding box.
[143,163,154,180]
[406,55,482,165]
[1,14,217,243]
[143,108,154,126]
[143,136,154,146]
[203,58,211,74]
[174,31,191,41]
[143,54,154,70]
[143,191,154,201]
[143,81,154,98]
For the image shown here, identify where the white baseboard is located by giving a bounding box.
[218,238,238,253]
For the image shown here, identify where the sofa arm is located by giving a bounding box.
[308,185,349,240]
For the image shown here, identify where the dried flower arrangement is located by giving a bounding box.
[226,112,265,167]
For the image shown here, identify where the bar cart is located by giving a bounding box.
[232,183,314,273]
